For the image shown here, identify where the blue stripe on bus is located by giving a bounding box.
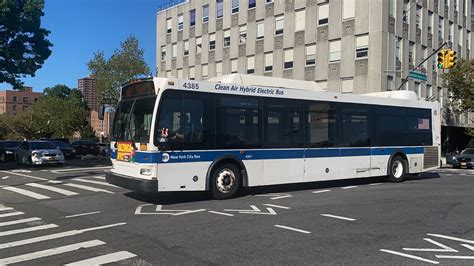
[111,147,425,164]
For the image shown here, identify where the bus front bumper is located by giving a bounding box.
[106,172,158,192]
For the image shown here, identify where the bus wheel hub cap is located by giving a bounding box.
[392,161,403,178]
[217,169,235,193]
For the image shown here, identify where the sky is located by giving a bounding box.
[2,0,173,92]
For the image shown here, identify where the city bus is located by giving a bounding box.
[106,74,440,199]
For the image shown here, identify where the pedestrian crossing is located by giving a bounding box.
[0,204,139,265]
[1,176,121,201]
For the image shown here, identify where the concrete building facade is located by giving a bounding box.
[157,0,474,150]
[0,87,42,116]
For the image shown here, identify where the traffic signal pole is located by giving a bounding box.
[397,42,447,91]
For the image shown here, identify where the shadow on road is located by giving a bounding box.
[0,158,111,171]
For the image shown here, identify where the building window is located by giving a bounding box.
[172,43,177,58]
[266,0,273,3]
[216,61,223,76]
[203,5,209,23]
[426,84,432,99]
[34,98,38,102]
[256,20,264,40]
[232,0,239,13]
[209,33,216,50]
[295,9,305,32]
[166,18,172,33]
[239,25,247,44]
[284,49,293,69]
[23,97,28,103]
[275,15,284,35]
[387,76,394,91]
[216,0,223,18]
[355,34,369,58]
[12,96,16,103]
[415,5,422,30]
[414,82,420,97]
[178,14,183,31]
[247,56,255,74]
[196,37,202,54]
[161,46,166,60]
[342,0,355,20]
[184,41,189,56]
[329,40,341,62]
[306,44,316,66]
[177,69,183,78]
[249,0,256,9]
[341,78,354,93]
[265,52,273,72]
[202,64,209,79]
[428,11,433,33]
[12,105,16,112]
[408,42,414,66]
[231,59,238,73]
[439,17,444,39]
[318,4,329,26]
[189,66,195,80]
[388,0,395,17]
[403,0,409,24]
[190,9,196,26]
[224,29,231,47]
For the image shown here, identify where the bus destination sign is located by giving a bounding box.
[122,81,155,99]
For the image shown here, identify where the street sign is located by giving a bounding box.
[409,71,427,81]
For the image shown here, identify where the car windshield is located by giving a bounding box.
[461,149,474,155]
[30,142,57,150]
[54,141,70,148]
[0,141,21,148]
[112,96,156,142]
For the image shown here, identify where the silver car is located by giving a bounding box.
[16,141,65,165]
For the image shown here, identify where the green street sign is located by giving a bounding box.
[409,71,427,81]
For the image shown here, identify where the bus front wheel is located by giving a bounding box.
[211,164,241,200]
[387,155,406,182]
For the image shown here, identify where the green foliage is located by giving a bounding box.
[443,59,474,136]
[80,124,97,140]
[0,111,38,140]
[87,35,150,106]
[0,0,52,88]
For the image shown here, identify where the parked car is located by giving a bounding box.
[0,141,21,162]
[16,141,65,165]
[52,141,77,159]
[98,143,111,157]
[452,148,474,169]
[71,140,99,156]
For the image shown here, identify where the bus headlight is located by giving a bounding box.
[140,168,153,176]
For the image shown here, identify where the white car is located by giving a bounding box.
[16,141,65,165]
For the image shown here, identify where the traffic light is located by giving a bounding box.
[445,49,457,68]
[437,49,446,69]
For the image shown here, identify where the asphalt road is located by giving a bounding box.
[0,160,473,265]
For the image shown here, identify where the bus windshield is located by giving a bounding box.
[112,97,156,142]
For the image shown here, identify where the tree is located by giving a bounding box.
[0,0,52,88]
[79,124,97,140]
[443,59,474,136]
[87,35,150,106]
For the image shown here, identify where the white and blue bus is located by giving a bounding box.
[106,74,440,199]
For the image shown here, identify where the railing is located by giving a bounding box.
[157,0,188,13]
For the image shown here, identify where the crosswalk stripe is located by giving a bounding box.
[0,224,58,237]
[65,251,137,265]
[74,178,118,188]
[0,239,106,264]
[0,217,42,227]
[0,211,24,218]
[63,183,113,194]
[90,176,105,180]
[26,183,78,196]
[0,207,14,212]
[3,187,50,199]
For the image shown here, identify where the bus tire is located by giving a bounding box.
[387,155,406,182]
[211,163,241,200]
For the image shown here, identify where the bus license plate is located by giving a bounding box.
[117,142,134,162]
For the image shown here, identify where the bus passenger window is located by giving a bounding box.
[307,102,336,147]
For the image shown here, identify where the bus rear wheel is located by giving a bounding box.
[387,155,406,182]
[211,164,241,200]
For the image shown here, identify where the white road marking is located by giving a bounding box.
[63,183,113,194]
[48,180,63,184]
[0,207,13,212]
[135,204,207,215]
[224,205,277,215]
[312,189,331,194]
[0,217,42,227]
[1,176,10,180]
[270,195,292,200]
[0,223,58,237]
[255,193,292,200]
[172,209,207,216]
[0,171,47,181]
[380,249,439,264]
[3,186,50,199]
[274,225,311,234]
[64,251,137,265]
[224,205,261,212]
[90,176,106,180]
[0,222,126,250]
[427,233,474,244]
[0,211,24,218]
[208,211,234,217]
[0,240,106,264]
[263,204,290,209]
[51,166,111,173]
[26,183,78,196]
[320,214,356,221]
[63,211,101,218]
[369,183,382,186]
[461,244,474,251]
[435,255,474,259]
[342,186,358,189]
[73,178,118,188]
[403,238,458,252]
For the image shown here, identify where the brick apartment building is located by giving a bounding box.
[0,87,43,116]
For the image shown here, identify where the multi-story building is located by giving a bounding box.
[157,0,474,151]
[0,87,43,116]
